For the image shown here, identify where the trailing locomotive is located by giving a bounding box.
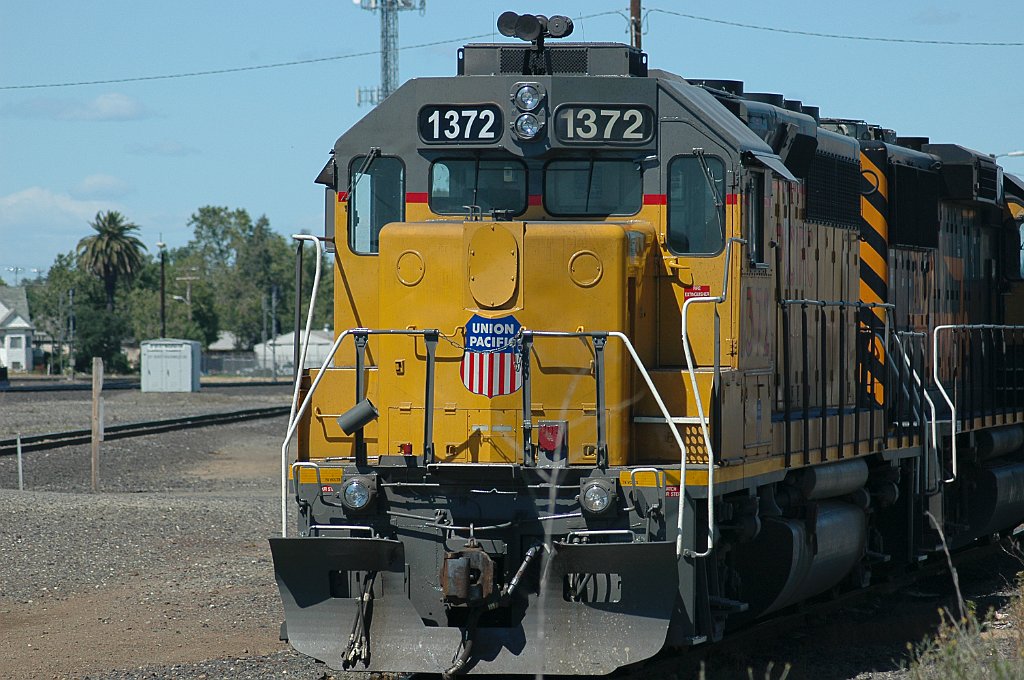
[270,12,1024,676]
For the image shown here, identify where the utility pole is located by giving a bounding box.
[262,293,268,375]
[630,0,642,50]
[174,274,198,323]
[157,240,166,337]
[357,0,425,107]
[67,288,76,379]
[270,284,278,382]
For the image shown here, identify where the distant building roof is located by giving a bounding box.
[253,330,335,369]
[0,286,33,331]
[208,330,240,352]
[255,330,334,350]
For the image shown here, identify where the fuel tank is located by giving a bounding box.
[965,459,1024,541]
[732,500,866,616]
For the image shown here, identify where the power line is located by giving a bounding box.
[0,33,490,91]
[5,8,1017,91]
[0,11,625,91]
[646,8,1024,46]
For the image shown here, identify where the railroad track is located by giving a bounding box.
[618,536,1018,680]
[0,379,289,393]
[0,406,291,456]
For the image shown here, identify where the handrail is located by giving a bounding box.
[281,328,444,536]
[291,461,323,507]
[931,324,1024,483]
[523,329,690,557]
[889,331,937,451]
[282,234,324,537]
[282,325,693,556]
[679,237,743,559]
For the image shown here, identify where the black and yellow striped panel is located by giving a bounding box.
[859,149,888,407]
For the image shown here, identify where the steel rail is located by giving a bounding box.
[0,406,290,456]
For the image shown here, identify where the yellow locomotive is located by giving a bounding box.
[271,12,1024,676]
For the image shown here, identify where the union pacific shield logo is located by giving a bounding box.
[461,313,522,397]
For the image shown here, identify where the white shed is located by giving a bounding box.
[141,339,201,392]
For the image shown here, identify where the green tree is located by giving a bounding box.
[74,308,130,373]
[25,252,114,374]
[122,251,219,346]
[76,211,147,311]
[186,206,293,349]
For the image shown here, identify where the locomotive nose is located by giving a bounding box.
[466,222,521,310]
[373,218,654,466]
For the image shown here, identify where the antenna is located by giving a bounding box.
[357,0,425,107]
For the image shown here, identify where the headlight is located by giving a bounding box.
[341,477,374,511]
[580,479,616,516]
[514,84,542,111]
[514,113,541,139]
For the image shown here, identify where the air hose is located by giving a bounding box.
[442,544,545,678]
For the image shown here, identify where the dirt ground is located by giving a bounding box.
[0,422,322,680]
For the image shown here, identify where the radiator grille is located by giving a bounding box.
[499,48,589,75]
[806,152,861,229]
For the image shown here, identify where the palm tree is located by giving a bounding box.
[76,211,147,311]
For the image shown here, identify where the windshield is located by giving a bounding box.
[429,158,527,215]
[544,159,642,216]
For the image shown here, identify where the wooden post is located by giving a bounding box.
[91,357,104,493]
[16,433,24,491]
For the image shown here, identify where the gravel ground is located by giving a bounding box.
[1,386,1020,679]
[0,383,292,437]
[0,386,331,680]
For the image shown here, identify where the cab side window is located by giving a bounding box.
[348,156,404,255]
[667,156,725,255]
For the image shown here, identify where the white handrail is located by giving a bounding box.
[525,329,690,556]
[282,326,693,556]
[281,233,323,538]
[679,237,744,559]
[609,332,689,558]
[889,331,938,452]
[281,329,354,536]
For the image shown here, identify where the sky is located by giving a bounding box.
[2,1,1023,285]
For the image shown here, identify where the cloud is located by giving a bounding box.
[0,187,119,270]
[911,8,961,25]
[125,140,200,156]
[72,174,133,200]
[0,92,149,121]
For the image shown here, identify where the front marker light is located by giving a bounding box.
[580,479,617,517]
[514,113,542,139]
[341,476,375,512]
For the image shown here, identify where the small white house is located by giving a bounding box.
[254,330,335,371]
[0,287,34,372]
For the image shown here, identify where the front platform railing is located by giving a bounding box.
[931,324,1024,482]
[280,324,701,556]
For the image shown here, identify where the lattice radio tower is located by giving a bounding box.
[356,0,426,107]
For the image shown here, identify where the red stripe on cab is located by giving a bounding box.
[528,194,542,206]
[406,192,429,203]
[337,192,348,203]
[642,194,667,205]
[726,193,739,205]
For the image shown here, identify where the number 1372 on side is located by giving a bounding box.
[554,105,654,144]
[418,105,503,143]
